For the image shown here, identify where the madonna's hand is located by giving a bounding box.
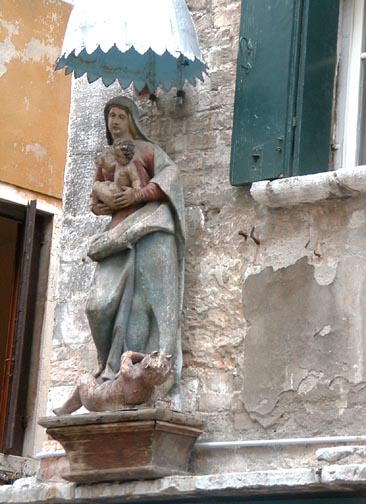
[112,187,143,209]
[91,203,113,215]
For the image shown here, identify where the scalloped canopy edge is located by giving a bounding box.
[56,45,208,91]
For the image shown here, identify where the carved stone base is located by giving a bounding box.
[38,408,203,484]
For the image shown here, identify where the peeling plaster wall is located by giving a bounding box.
[242,255,366,435]
[49,0,366,474]
[0,0,71,457]
[0,0,71,198]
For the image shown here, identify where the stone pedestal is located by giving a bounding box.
[38,408,203,484]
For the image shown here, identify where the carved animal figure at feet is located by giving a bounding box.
[53,351,172,415]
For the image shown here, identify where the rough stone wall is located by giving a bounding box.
[50,0,366,472]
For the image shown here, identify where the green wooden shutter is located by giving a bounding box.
[230,0,301,185]
[293,0,340,176]
[230,0,339,186]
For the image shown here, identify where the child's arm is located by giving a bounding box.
[128,162,142,189]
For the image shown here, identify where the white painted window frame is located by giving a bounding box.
[334,0,365,169]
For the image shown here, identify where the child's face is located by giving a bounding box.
[102,150,117,170]
[114,148,129,165]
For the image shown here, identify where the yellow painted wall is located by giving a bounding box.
[0,0,71,199]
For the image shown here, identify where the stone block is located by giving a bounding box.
[38,408,204,484]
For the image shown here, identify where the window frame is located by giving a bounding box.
[333,0,366,170]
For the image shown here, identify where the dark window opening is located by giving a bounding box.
[0,200,52,455]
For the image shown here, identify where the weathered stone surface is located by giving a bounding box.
[191,441,366,475]
[241,255,366,435]
[3,464,366,503]
[0,477,74,503]
[251,166,366,208]
[38,455,70,483]
[46,0,366,482]
[317,446,366,464]
[0,455,39,482]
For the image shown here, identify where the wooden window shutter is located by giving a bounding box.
[230,0,339,186]
[4,200,39,455]
[293,0,339,176]
[230,0,301,185]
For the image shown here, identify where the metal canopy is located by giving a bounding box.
[56,0,207,92]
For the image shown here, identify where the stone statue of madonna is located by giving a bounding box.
[86,96,185,397]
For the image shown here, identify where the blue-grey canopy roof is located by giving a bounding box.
[56,0,207,92]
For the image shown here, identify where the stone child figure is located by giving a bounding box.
[86,97,185,405]
[90,139,144,211]
[53,351,172,415]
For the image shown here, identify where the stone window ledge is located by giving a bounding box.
[0,454,39,483]
[250,165,366,208]
[2,463,366,503]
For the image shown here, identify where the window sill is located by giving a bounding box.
[250,165,366,208]
[0,454,39,482]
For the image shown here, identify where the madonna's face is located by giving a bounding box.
[108,107,132,140]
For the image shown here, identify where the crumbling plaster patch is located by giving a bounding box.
[23,37,59,69]
[0,20,18,77]
[0,17,60,80]
[240,253,366,435]
[25,143,47,161]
